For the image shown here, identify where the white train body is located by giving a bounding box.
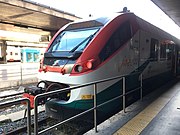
[6,46,21,62]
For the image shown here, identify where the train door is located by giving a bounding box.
[170,43,179,76]
[176,45,180,75]
[138,30,150,66]
[130,30,140,69]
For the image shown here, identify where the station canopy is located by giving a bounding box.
[0,0,80,39]
[151,0,180,27]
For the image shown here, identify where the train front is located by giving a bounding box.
[38,19,105,120]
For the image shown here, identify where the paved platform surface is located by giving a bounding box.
[140,83,180,135]
[85,79,180,135]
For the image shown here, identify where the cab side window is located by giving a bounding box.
[99,21,132,61]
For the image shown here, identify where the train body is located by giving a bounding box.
[6,46,21,62]
[38,12,180,120]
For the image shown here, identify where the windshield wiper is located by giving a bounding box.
[69,34,93,53]
[50,32,65,52]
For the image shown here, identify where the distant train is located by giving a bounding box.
[37,12,180,120]
[6,46,21,62]
[6,46,45,62]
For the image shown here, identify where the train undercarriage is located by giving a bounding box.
[22,81,70,109]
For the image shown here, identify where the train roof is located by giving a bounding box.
[136,16,180,45]
[65,12,133,30]
[64,12,180,45]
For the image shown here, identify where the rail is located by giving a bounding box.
[0,98,31,135]
[33,72,143,134]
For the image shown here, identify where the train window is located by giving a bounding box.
[167,44,172,60]
[15,53,18,55]
[49,27,100,52]
[27,53,32,59]
[34,53,39,59]
[160,43,166,60]
[150,38,159,61]
[99,21,132,61]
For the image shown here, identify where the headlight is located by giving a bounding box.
[71,59,99,74]
[74,65,83,72]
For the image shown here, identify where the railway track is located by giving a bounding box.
[0,87,25,117]
[1,109,93,135]
[2,112,48,135]
[0,87,93,135]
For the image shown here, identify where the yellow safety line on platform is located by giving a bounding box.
[113,93,172,135]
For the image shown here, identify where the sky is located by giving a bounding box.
[31,0,180,40]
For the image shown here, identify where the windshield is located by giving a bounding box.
[48,27,100,53]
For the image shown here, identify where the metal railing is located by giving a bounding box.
[0,98,31,135]
[33,72,143,135]
[0,72,143,134]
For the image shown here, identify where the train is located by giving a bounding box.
[24,11,180,120]
[6,46,45,62]
[6,46,21,62]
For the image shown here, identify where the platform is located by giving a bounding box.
[85,79,180,135]
[0,63,38,89]
[140,81,180,135]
